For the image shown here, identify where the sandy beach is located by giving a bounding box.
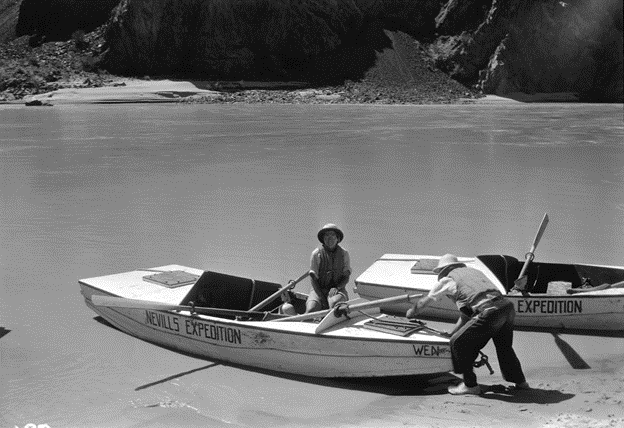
[3,315,623,428]
[11,78,531,105]
[19,79,222,105]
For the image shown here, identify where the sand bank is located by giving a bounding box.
[11,78,535,106]
[20,79,221,105]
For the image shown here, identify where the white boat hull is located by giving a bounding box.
[355,255,624,332]
[80,266,453,378]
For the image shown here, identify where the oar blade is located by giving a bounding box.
[276,293,422,323]
[315,306,381,334]
[314,308,343,334]
[533,213,549,248]
[517,213,550,282]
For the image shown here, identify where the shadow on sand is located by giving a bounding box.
[480,384,574,404]
[551,332,591,370]
[93,315,458,396]
[91,315,590,400]
[135,363,221,391]
[96,315,583,399]
[0,326,10,340]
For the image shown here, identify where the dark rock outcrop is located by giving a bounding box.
[102,0,368,82]
[0,0,22,44]
[15,0,119,42]
[435,0,494,35]
[354,0,440,39]
[430,0,623,101]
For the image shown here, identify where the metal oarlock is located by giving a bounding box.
[474,351,494,374]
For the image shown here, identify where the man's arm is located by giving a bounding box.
[406,295,435,319]
[406,277,454,319]
[448,313,470,336]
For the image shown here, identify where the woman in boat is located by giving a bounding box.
[406,253,529,395]
[305,223,351,313]
[282,223,351,315]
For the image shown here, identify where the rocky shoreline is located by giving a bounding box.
[180,81,479,105]
[1,26,485,106]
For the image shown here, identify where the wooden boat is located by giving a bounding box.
[79,265,453,378]
[355,254,624,332]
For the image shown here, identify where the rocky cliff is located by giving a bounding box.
[13,0,120,42]
[0,0,21,43]
[101,0,367,81]
[430,0,623,102]
[3,0,623,101]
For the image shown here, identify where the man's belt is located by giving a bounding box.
[472,294,505,314]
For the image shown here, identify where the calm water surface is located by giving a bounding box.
[1,103,623,427]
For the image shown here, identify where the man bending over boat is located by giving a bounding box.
[406,253,529,395]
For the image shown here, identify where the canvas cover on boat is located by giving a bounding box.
[180,271,283,311]
[476,255,522,291]
[477,255,624,293]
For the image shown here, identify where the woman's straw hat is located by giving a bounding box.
[317,223,344,243]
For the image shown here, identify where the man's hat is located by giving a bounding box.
[432,253,464,273]
[317,223,344,243]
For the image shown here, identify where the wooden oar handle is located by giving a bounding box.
[248,271,309,312]
[517,252,535,280]
[275,293,422,322]
[566,283,611,294]
[516,213,549,281]
[91,295,276,318]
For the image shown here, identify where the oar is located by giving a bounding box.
[275,293,422,323]
[248,271,309,312]
[513,213,549,292]
[566,280,624,294]
[315,305,380,334]
[90,295,274,319]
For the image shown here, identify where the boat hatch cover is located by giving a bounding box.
[411,259,439,274]
[142,270,200,288]
[363,317,437,337]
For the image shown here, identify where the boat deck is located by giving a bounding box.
[79,265,203,305]
[355,254,506,293]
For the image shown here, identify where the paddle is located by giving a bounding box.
[90,295,277,319]
[275,293,422,323]
[248,271,309,312]
[513,213,549,293]
[566,280,624,294]
[315,306,380,334]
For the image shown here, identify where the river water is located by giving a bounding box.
[0,103,623,428]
